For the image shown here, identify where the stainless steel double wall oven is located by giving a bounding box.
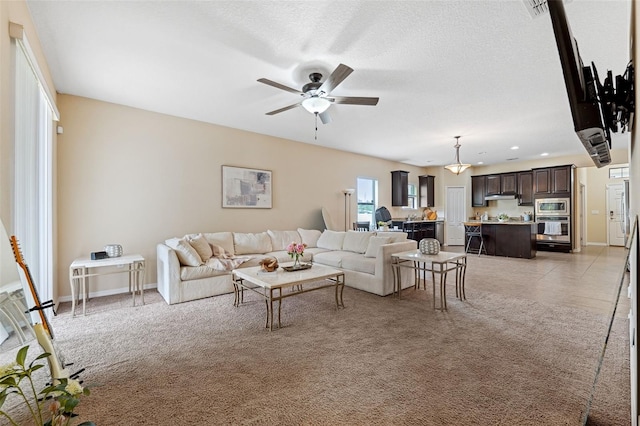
[535,197,571,247]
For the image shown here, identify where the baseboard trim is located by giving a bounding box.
[57,283,157,303]
[586,242,608,246]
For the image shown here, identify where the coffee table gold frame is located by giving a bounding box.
[232,264,345,331]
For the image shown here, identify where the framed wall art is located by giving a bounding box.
[222,165,272,208]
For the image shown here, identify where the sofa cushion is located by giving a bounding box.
[188,233,213,262]
[312,250,352,268]
[375,231,408,243]
[203,232,235,256]
[180,265,229,281]
[317,230,346,251]
[341,254,376,275]
[267,230,302,251]
[364,236,392,258]
[233,232,272,255]
[342,230,374,254]
[297,228,322,248]
[166,237,203,266]
[304,247,331,256]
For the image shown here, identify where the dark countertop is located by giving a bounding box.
[464,220,535,226]
[392,218,444,223]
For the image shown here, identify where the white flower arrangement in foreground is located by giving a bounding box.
[0,345,94,426]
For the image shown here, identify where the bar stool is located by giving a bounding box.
[464,224,486,256]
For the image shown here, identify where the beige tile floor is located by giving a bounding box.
[447,244,631,317]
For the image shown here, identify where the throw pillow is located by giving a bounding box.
[233,232,272,255]
[297,228,322,248]
[165,237,203,266]
[364,236,392,258]
[203,232,235,256]
[267,230,302,251]
[188,233,213,262]
[342,230,374,253]
[316,230,346,251]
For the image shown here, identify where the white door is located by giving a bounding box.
[445,186,466,246]
[607,183,625,246]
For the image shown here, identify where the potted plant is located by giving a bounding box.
[497,213,509,222]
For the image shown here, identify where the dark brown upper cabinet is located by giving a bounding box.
[419,175,435,208]
[501,173,517,195]
[533,165,572,197]
[486,175,501,196]
[517,171,533,206]
[391,170,409,206]
[471,175,487,207]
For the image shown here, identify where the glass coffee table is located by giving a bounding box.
[232,263,345,331]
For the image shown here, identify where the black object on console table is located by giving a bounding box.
[464,221,536,259]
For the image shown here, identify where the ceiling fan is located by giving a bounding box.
[257,63,379,124]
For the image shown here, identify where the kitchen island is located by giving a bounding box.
[391,218,444,244]
[464,220,537,259]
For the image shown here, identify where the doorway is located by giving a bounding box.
[445,186,466,246]
[606,183,625,246]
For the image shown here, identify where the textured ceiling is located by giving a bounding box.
[26,0,631,167]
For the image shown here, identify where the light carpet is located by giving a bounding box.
[44,281,629,424]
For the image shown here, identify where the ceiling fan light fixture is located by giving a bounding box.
[444,136,471,175]
[301,96,331,114]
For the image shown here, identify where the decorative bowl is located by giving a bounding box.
[259,257,279,272]
[104,244,123,257]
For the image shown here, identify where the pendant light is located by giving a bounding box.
[444,136,471,175]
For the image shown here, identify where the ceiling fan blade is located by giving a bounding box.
[330,96,379,106]
[257,78,303,95]
[319,111,332,124]
[265,102,302,115]
[318,64,353,95]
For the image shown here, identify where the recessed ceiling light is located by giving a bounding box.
[510,146,519,150]
[477,161,484,165]
[541,152,549,156]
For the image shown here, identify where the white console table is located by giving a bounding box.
[69,254,145,316]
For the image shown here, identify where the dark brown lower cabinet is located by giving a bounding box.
[465,223,536,259]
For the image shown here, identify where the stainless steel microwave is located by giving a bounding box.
[535,198,570,216]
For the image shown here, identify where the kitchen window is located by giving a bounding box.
[406,184,416,209]
[357,177,378,228]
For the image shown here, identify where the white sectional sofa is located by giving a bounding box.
[156,228,416,305]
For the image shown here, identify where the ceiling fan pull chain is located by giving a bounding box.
[314,112,318,140]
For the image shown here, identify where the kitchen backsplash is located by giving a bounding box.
[471,199,533,220]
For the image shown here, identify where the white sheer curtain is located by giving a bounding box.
[13,30,55,315]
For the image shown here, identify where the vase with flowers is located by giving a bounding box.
[286,242,307,269]
[0,345,94,426]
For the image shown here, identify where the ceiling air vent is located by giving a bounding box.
[522,0,572,19]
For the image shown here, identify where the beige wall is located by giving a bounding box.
[56,94,428,298]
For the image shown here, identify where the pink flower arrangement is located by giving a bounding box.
[287,242,307,259]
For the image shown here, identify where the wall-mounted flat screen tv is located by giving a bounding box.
[547,0,611,167]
